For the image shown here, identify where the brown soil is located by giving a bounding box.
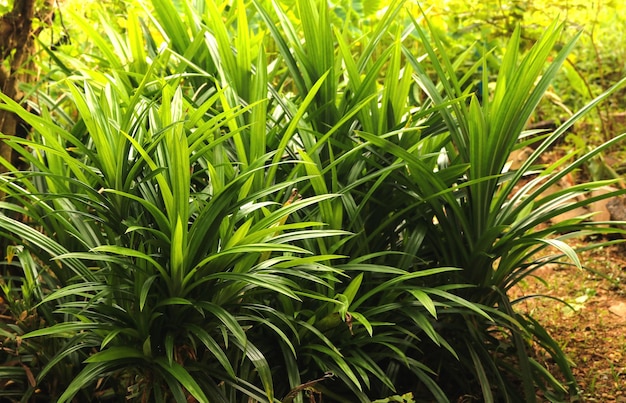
[511,241,626,401]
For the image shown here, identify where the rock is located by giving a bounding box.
[543,179,588,224]
[549,205,589,224]
[507,147,535,171]
[608,301,626,321]
[588,187,620,224]
[606,195,626,222]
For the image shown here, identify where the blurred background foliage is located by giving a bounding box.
[419,0,626,144]
[44,0,626,144]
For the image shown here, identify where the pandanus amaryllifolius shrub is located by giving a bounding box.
[0,76,347,401]
[0,5,473,401]
[360,15,626,402]
[1,0,626,402]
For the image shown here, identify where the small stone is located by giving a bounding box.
[608,301,626,320]
[589,187,619,223]
[607,195,626,221]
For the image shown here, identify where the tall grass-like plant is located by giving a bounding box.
[2,0,625,402]
[246,1,626,400]
[142,1,489,400]
[0,60,349,401]
[0,2,479,401]
[360,15,626,401]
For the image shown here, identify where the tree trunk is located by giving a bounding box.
[0,0,54,262]
[0,0,54,179]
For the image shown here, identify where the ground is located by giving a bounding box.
[512,241,626,401]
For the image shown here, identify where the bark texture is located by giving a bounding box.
[0,0,54,176]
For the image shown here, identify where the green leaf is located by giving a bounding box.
[349,311,373,336]
[267,70,330,185]
[85,347,146,363]
[305,344,362,391]
[91,245,169,280]
[408,289,438,319]
[24,322,102,339]
[535,238,581,269]
[154,357,209,403]
[186,324,236,378]
[57,362,122,403]
[342,273,363,306]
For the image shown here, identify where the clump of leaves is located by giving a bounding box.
[2,0,625,402]
[366,14,626,401]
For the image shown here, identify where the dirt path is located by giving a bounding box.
[512,242,626,401]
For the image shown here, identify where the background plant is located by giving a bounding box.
[418,0,626,156]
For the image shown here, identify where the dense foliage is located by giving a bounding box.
[415,0,626,143]
[1,0,625,402]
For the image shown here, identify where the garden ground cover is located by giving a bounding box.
[512,232,626,401]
